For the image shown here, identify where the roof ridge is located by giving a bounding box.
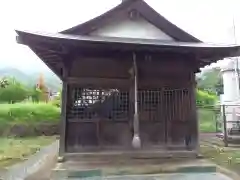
[60,0,200,42]
[60,0,135,34]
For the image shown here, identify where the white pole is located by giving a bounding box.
[232,13,240,98]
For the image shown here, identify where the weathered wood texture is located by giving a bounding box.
[63,54,197,152]
[59,65,69,156]
[69,55,193,78]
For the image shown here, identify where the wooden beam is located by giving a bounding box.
[230,49,240,57]
[66,77,131,88]
[59,64,69,159]
[189,73,199,153]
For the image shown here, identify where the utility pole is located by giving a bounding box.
[232,15,240,97]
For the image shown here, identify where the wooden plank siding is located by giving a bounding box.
[63,55,197,152]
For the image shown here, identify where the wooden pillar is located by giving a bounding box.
[190,73,199,152]
[59,63,70,160]
[131,52,141,149]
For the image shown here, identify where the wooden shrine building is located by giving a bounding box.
[16,0,240,158]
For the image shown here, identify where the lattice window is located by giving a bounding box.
[138,89,162,122]
[164,88,191,122]
[138,88,191,122]
[67,87,130,121]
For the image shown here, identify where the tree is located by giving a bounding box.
[37,73,46,90]
[215,76,223,95]
[0,78,29,103]
[0,78,9,88]
[197,68,223,94]
[36,73,49,102]
[30,85,43,103]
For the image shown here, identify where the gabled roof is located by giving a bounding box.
[61,0,201,42]
[15,0,240,79]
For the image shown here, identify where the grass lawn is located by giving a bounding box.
[198,108,220,133]
[201,142,240,175]
[0,136,56,167]
[0,102,60,124]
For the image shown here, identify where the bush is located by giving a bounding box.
[50,98,61,108]
[0,102,61,136]
[0,102,60,125]
[30,87,43,103]
[196,89,217,107]
[0,78,29,103]
[50,92,61,108]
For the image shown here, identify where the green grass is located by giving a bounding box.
[0,136,56,167]
[201,143,240,175]
[0,103,218,133]
[0,102,60,125]
[198,108,219,133]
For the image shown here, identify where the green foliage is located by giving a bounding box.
[0,68,61,92]
[198,108,216,132]
[196,89,218,107]
[197,68,223,94]
[49,92,60,108]
[30,86,43,103]
[0,102,60,125]
[0,78,9,88]
[0,77,50,103]
[50,98,61,108]
[0,78,29,103]
[50,91,61,108]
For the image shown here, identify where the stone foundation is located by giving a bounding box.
[52,150,215,179]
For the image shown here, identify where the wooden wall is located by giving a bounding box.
[69,53,193,79]
[70,57,132,79]
[63,54,198,152]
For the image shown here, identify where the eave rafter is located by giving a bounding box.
[30,46,65,80]
[195,47,240,68]
[16,34,68,55]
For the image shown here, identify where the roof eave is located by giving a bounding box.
[16,30,240,72]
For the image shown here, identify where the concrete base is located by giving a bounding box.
[52,150,216,179]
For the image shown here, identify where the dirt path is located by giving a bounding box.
[25,154,57,180]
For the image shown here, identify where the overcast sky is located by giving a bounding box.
[0,0,239,72]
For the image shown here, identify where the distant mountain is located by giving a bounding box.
[0,68,62,92]
[0,68,30,82]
